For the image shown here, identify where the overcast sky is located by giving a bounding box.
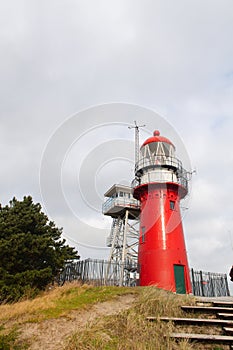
[1,1,233,285]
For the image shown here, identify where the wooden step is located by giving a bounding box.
[196,300,233,308]
[153,316,233,326]
[182,305,233,313]
[223,327,233,335]
[213,301,233,307]
[170,332,233,344]
[218,313,233,319]
[196,297,233,304]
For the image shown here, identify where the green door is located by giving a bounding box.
[174,265,186,294]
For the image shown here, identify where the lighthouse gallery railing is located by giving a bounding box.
[133,155,189,192]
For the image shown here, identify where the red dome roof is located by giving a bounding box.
[142,130,174,147]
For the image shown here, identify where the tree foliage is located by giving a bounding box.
[0,196,79,302]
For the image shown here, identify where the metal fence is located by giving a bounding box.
[58,260,230,297]
[58,259,137,287]
[190,268,230,297]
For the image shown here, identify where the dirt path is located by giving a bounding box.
[19,294,137,350]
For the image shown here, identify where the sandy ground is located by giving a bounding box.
[18,294,137,350]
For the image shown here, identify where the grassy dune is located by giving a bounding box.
[0,282,197,350]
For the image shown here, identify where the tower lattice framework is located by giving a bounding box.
[102,185,140,286]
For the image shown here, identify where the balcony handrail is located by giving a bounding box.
[135,155,183,174]
[132,170,188,193]
[133,154,189,192]
[102,196,140,214]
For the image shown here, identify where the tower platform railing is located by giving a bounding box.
[102,196,140,215]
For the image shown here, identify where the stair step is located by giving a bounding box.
[182,305,233,313]
[196,297,233,304]
[170,332,233,344]
[196,301,233,308]
[212,301,233,307]
[153,316,233,326]
[223,327,233,335]
[218,313,233,319]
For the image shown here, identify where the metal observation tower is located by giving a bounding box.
[102,122,143,286]
[102,184,140,286]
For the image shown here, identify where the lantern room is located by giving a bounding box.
[134,130,188,199]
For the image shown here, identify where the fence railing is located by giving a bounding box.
[190,268,230,297]
[58,259,134,287]
[58,260,230,297]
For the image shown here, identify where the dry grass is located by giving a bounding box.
[64,287,196,350]
[0,282,137,325]
[0,282,139,349]
[0,282,81,323]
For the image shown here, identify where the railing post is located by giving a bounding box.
[200,270,205,296]
[225,274,230,296]
[191,268,195,295]
[209,272,215,297]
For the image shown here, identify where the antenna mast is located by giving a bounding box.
[128,121,146,165]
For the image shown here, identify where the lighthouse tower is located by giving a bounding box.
[133,130,191,293]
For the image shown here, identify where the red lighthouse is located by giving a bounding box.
[133,130,191,294]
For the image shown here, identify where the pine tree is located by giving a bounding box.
[0,196,79,302]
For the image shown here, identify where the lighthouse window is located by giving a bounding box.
[170,201,175,210]
[163,143,170,157]
[148,142,158,154]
